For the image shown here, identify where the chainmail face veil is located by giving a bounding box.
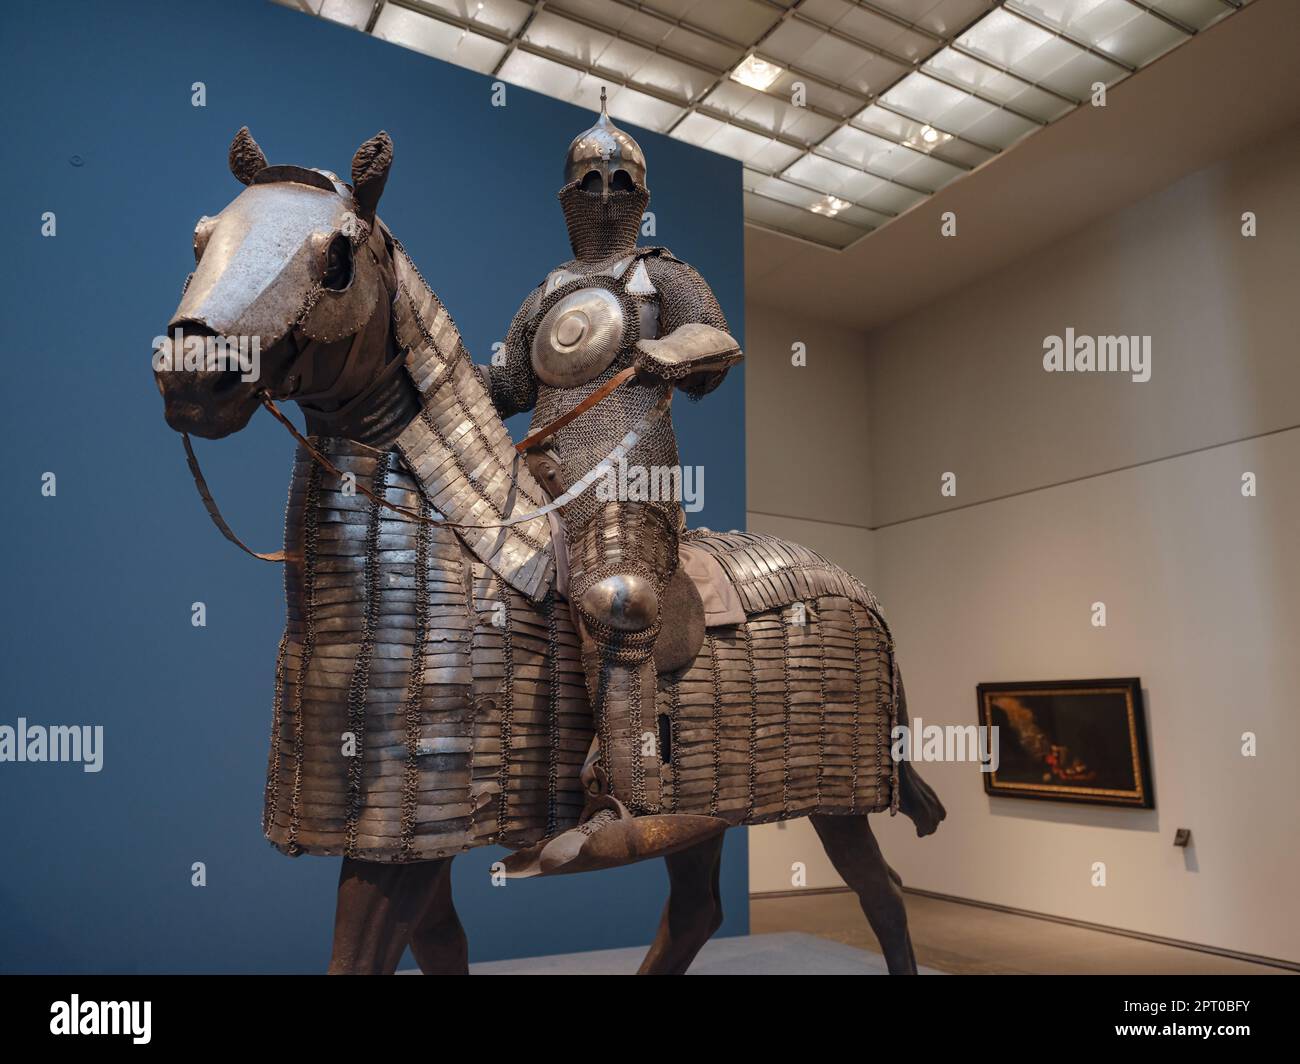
[558,182,648,262]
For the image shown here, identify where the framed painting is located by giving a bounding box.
[976,678,1153,808]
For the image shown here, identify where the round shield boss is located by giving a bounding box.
[531,285,626,388]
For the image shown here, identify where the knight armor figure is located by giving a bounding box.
[487,89,743,873]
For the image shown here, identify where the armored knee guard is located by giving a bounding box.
[568,502,678,813]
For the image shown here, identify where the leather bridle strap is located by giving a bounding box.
[180,372,667,563]
[182,432,288,563]
[514,365,638,453]
[258,394,447,526]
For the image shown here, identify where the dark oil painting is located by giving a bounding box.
[976,678,1153,808]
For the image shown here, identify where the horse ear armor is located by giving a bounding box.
[228,127,267,185]
[351,131,393,223]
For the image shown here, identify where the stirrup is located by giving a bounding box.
[501,796,728,878]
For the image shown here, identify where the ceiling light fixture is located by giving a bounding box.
[730,53,783,91]
[907,124,952,152]
[810,195,851,217]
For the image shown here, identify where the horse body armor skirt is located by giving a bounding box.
[263,439,899,861]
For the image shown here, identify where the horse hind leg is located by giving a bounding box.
[637,833,726,975]
[809,813,918,975]
[328,856,462,975]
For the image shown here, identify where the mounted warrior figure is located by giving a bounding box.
[486,90,744,874]
[154,118,947,972]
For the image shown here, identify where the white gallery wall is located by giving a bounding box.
[745,120,1300,963]
[744,300,877,892]
[744,301,874,532]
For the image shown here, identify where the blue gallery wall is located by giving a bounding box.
[0,0,746,973]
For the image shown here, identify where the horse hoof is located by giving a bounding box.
[900,765,946,838]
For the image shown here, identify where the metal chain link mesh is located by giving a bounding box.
[482,181,737,813]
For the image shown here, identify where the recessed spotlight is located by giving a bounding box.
[731,54,783,91]
[810,195,851,217]
[907,125,952,152]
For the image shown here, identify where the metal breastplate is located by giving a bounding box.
[529,255,659,388]
[531,285,626,387]
[526,254,672,530]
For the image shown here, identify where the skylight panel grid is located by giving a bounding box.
[853,104,998,168]
[820,125,967,192]
[744,190,871,248]
[417,0,534,37]
[705,81,841,145]
[956,7,1130,97]
[744,169,892,229]
[372,4,507,73]
[1008,0,1188,66]
[925,47,1075,121]
[879,71,1041,149]
[673,112,806,171]
[784,153,929,215]
[798,0,939,62]
[1140,0,1237,32]
[287,0,1253,250]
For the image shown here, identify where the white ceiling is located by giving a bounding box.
[747,0,1300,331]
[276,0,1253,249]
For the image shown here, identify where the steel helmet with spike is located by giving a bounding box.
[563,87,648,198]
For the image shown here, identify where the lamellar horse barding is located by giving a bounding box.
[154,128,946,975]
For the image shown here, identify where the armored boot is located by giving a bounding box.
[502,503,727,878]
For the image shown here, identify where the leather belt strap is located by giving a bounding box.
[514,365,638,454]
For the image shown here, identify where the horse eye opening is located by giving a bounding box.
[610,169,633,192]
[580,170,604,195]
[323,233,354,291]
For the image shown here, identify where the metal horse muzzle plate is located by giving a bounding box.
[531,285,626,388]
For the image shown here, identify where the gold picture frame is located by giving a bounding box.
[976,678,1153,808]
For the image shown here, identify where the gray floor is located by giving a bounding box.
[417,890,1293,975]
[751,890,1295,975]
[467,930,939,975]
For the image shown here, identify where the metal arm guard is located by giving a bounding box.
[633,323,743,385]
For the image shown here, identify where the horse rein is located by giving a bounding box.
[513,365,637,452]
[181,364,652,564]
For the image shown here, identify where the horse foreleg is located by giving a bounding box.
[637,833,726,975]
[809,813,918,975]
[327,857,457,975]
[409,856,468,975]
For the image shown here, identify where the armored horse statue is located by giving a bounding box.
[153,128,946,975]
